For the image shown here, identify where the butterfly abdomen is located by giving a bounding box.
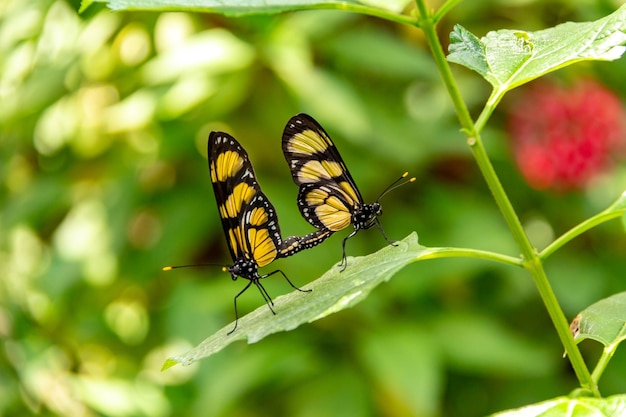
[279,229,333,258]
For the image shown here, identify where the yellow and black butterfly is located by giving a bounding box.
[207,131,329,334]
[282,113,414,270]
[166,132,330,334]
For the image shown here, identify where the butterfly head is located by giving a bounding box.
[227,258,259,281]
[353,202,382,230]
[352,172,415,231]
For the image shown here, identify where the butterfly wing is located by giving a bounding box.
[208,132,282,268]
[282,113,364,232]
[240,193,282,268]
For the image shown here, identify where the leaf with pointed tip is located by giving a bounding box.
[570,292,626,347]
[490,394,626,417]
[448,5,626,93]
[163,233,426,369]
[106,0,412,16]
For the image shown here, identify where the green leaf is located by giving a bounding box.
[570,292,626,347]
[162,233,426,369]
[448,5,626,93]
[490,394,626,417]
[448,25,488,76]
[106,0,412,16]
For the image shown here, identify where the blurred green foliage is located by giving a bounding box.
[1,0,626,416]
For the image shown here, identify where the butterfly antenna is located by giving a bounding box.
[376,172,416,203]
[162,263,224,271]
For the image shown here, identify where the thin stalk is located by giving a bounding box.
[433,0,464,24]
[469,141,594,395]
[418,247,523,267]
[415,1,474,133]
[414,0,598,396]
[474,89,501,134]
[541,208,626,260]
[524,257,599,396]
[591,341,620,385]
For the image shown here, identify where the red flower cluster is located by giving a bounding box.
[508,80,625,191]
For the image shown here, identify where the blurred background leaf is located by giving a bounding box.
[1,0,626,416]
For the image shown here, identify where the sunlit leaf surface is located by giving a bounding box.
[163,233,426,368]
[490,394,626,417]
[107,0,412,15]
[448,5,626,92]
[571,292,626,347]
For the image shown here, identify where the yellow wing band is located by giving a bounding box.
[287,129,330,155]
[249,228,277,267]
[212,150,244,182]
[220,182,255,219]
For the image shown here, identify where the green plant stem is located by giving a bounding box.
[418,247,523,267]
[416,2,474,132]
[591,340,620,385]
[433,0,464,24]
[475,90,501,134]
[414,0,599,396]
[541,208,626,260]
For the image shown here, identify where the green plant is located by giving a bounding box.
[84,1,626,415]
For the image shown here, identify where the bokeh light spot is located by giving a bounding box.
[84,251,118,287]
[154,12,195,53]
[53,198,110,261]
[116,23,151,66]
[105,298,149,345]
[37,1,80,63]
[142,29,255,85]
[159,73,215,119]
[105,89,156,132]
[3,226,47,310]
[523,215,555,251]
[34,96,77,155]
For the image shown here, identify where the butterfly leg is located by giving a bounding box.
[339,228,359,272]
[228,279,255,335]
[254,279,277,313]
[271,269,312,293]
[375,218,398,247]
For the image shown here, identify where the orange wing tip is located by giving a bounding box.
[162,266,173,271]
